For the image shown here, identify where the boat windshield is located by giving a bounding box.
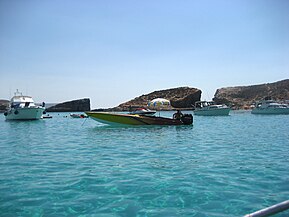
[195,101,218,108]
[207,101,215,106]
[210,105,222,109]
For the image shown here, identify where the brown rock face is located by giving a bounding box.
[115,87,201,111]
[0,100,10,112]
[46,98,90,112]
[213,79,289,109]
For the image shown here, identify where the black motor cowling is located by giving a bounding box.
[181,114,193,125]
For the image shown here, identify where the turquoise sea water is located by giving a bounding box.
[0,111,289,217]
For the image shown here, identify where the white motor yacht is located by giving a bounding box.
[251,99,289,115]
[194,101,230,116]
[4,90,45,120]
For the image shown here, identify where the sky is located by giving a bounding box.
[0,0,288,109]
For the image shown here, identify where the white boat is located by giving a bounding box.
[251,99,289,115]
[70,113,88,118]
[193,101,230,116]
[4,90,45,120]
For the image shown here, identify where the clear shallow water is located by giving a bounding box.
[0,111,289,217]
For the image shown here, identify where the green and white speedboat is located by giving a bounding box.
[86,112,193,126]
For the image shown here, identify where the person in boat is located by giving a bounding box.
[173,110,183,120]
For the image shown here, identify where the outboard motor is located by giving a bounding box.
[181,114,193,125]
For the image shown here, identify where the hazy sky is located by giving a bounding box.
[1,0,288,108]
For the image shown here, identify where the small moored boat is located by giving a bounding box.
[70,113,88,118]
[85,112,193,126]
[251,99,289,115]
[4,90,45,120]
[194,101,230,116]
[42,115,52,119]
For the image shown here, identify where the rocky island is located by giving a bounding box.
[46,98,90,112]
[1,79,288,113]
[101,87,202,111]
[0,100,9,113]
[214,79,289,109]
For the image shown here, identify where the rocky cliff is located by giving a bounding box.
[0,100,9,113]
[46,98,90,112]
[214,79,289,109]
[111,87,201,111]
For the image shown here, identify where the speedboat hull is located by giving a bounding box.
[194,108,230,116]
[5,107,45,120]
[86,112,193,126]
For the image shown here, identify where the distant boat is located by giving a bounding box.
[129,108,156,116]
[251,99,289,115]
[42,114,52,119]
[85,112,193,126]
[4,90,45,120]
[70,113,88,118]
[193,101,230,116]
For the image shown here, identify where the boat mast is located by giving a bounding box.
[14,89,23,96]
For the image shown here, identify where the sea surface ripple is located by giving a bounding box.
[0,111,289,217]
